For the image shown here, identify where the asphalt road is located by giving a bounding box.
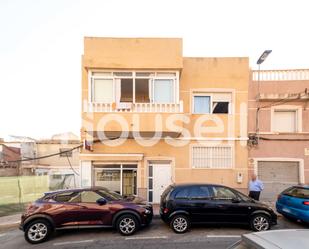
[0,217,307,249]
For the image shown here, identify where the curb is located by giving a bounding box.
[153,214,160,219]
[0,221,19,230]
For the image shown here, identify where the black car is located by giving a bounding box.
[160,184,277,233]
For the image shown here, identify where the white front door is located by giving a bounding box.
[152,164,172,203]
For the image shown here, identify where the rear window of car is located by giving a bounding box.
[161,185,174,202]
[283,187,309,199]
[175,186,211,200]
[52,191,81,202]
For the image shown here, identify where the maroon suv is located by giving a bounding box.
[20,187,153,244]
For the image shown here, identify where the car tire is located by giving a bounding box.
[24,219,52,244]
[250,214,271,232]
[170,215,190,233]
[116,214,139,236]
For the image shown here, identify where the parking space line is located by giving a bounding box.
[53,239,94,246]
[0,233,6,237]
[207,235,241,238]
[125,236,168,240]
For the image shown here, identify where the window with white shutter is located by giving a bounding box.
[192,146,233,169]
[273,110,297,132]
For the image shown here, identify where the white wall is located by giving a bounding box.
[80,160,92,187]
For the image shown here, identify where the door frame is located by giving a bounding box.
[146,159,175,203]
[253,157,304,184]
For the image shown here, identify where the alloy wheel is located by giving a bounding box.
[253,216,269,231]
[119,217,136,235]
[173,217,188,233]
[27,223,48,242]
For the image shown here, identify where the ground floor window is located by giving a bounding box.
[94,164,137,196]
[191,145,233,169]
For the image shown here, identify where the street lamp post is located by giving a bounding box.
[255,50,272,142]
[256,50,272,97]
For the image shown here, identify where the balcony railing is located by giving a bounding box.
[252,69,309,81]
[84,101,184,113]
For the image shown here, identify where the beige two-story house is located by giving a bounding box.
[80,37,249,202]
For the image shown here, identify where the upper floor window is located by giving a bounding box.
[271,106,302,133]
[90,71,178,104]
[193,92,231,114]
[92,79,114,103]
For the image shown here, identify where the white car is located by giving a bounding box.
[228,229,309,249]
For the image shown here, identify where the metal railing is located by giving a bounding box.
[252,69,309,81]
[84,101,184,113]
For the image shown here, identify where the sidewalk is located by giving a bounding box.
[0,213,21,229]
[153,204,160,218]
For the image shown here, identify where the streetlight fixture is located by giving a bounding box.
[257,50,272,65]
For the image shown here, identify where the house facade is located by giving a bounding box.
[0,140,21,176]
[30,139,80,190]
[80,37,249,202]
[248,69,309,201]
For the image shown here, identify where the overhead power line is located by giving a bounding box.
[2,136,120,165]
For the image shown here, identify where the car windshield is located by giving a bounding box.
[284,187,309,199]
[235,190,253,202]
[97,188,123,201]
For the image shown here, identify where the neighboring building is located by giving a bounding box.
[3,133,81,189]
[0,140,21,176]
[248,69,309,201]
[30,138,80,190]
[80,37,249,202]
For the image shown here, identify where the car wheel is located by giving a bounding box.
[250,214,271,232]
[116,214,139,236]
[170,215,190,233]
[24,219,52,244]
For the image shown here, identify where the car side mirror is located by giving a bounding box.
[96,198,107,205]
[232,197,241,203]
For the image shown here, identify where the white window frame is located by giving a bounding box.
[192,92,232,114]
[93,163,137,196]
[190,144,234,169]
[88,70,179,104]
[90,77,115,103]
[271,105,302,133]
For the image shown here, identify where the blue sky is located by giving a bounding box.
[0,0,309,139]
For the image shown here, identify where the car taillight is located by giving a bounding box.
[163,208,169,214]
[303,201,309,206]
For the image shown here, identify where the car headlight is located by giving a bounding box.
[144,209,151,214]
